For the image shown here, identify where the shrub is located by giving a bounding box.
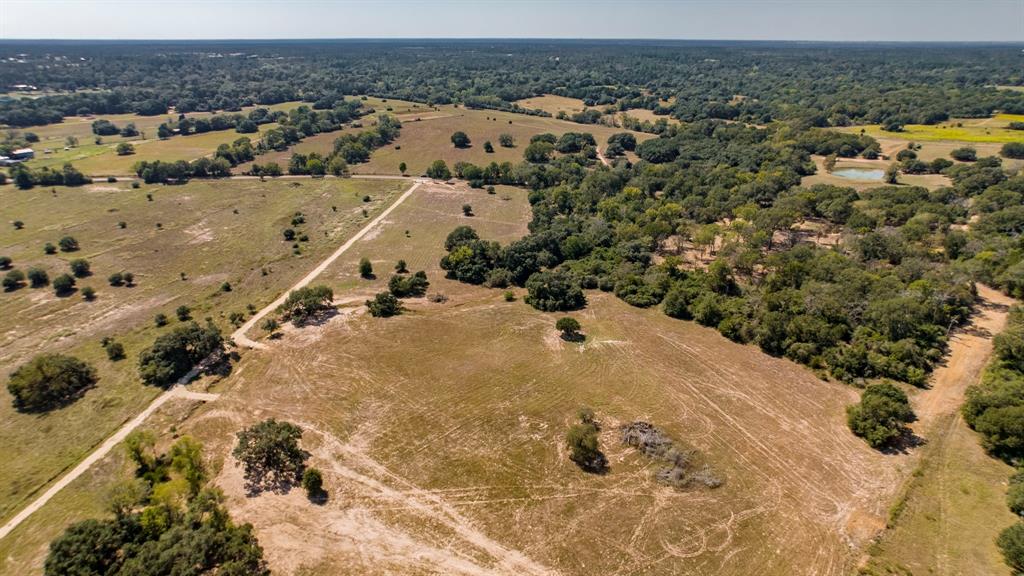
[282,228,296,241]
[123,272,134,286]
[301,467,324,500]
[450,131,470,148]
[108,272,124,286]
[52,273,76,296]
[27,267,49,288]
[104,341,126,361]
[566,422,604,473]
[81,286,96,300]
[44,242,57,254]
[0,256,10,269]
[233,419,306,493]
[7,354,97,412]
[3,269,25,291]
[846,383,915,448]
[69,258,90,277]
[950,147,977,162]
[176,305,191,321]
[556,317,582,341]
[504,290,515,302]
[358,257,373,278]
[388,271,429,298]
[154,313,168,327]
[220,281,232,292]
[58,236,79,252]
[395,259,408,273]
[366,292,402,317]
[276,285,334,325]
[462,204,473,216]
[1002,142,1024,160]
[483,141,494,153]
[498,133,515,147]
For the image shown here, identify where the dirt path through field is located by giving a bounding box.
[0,378,219,541]
[231,178,424,349]
[912,284,1015,430]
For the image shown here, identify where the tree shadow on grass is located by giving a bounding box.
[880,429,926,455]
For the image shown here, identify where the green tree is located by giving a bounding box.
[498,133,515,147]
[366,292,402,317]
[450,131,471,148]
[52,273,76,296]
[27,267,49,288]
[997,522,1024,574]
[3,269,25,291]
[525,270,586,312]
[847,383,915,448]
[276,285,334,326]
[483,141,494,153]
[58,236,79,252]
[398,161,407,175]
[7,354,97,412]
[301,467,324,500]
[175,305,191,321]
[556,317,582,341]
[138,321,223,387]
[115,142,135,156]
[233,419,306,493]
[566,422,604,472]
[69,258,90,277]
[359,257,374,278]
[426,159,452,180]
[883,163,899,185]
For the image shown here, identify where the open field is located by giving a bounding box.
[114,182,908,576]
[842,114,1024,144]
[514,94,590,116]
[861,287,1018,576]
[354,105,652,176]
[0,177,407,525]
[12,101,309,174]
[619,108,680,125]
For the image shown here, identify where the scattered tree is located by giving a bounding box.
[27,267,49,287]
[69,258,90,278]
[366,291,402,317]
[52,273,76,296]
[847,383,915,448]
[58,236,79,252]
[450,131,471,148]
[137,321,223,387]
[7,354,97,412]
[358,257,374,278]
[233,419,307,493]
[556,317,582,341]
[276,285,334,326]
[426,159,452,180]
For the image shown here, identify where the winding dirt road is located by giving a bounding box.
[0,176,422,542]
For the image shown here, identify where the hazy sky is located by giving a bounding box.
[1,0,1022,42]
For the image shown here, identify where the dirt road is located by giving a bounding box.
[0,177,422,542]
[0,380,218,541]
[231,178,424,349]
[912,284,1016,430]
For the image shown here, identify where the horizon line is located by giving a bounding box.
[1,37,1023,45]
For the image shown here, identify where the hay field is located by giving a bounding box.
[154,182,908,576]
[0,177,407,525]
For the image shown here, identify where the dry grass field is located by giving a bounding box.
[354,105,652,176]
[514,94,590,116]
[124,182,907,576]
[0,177,407,526]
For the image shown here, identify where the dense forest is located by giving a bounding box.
[1,40,1022,128]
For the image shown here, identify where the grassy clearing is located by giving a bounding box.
[145,182,906,576]
[843,115,1024,144]
[801,156,951,191]
[355,105,652,176]
[861,414,1015,576]
[514,94,590,115]
[0,177,407,524]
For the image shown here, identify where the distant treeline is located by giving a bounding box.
[1,41,1022,128]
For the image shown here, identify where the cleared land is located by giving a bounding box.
[354,105,652,176]
[143,182,907,576]
[514,94,590,116]
[0,177,407,525]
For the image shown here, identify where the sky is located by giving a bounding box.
[0,0,1022,42]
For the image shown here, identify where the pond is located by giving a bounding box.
[831,167,884,181]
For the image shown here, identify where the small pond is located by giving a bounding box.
[831,167,884,181]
